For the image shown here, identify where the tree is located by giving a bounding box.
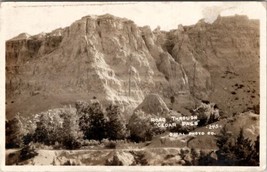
[60,111,82,149]
[214,126,259,166]
[75,100,90,116]
[106,104,127,140]
[214,126,236,165]
[33,108,83,149]
[6,115,26,148]
[79,101,108,141]
[234,129,253,163]
[33,113,56,145]
[77,101,91,140]
[33,114,46,144]
[89,102,107,140]
[246,135,259,166]
[215,126,232,150]
[185,127,260,166]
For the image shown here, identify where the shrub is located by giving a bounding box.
[62,136,82,150]
[254,104,260,114]
[193,102,220,126]
[166,114,193,134]
[102,139,117,149]
[106,142,117,149]
[19,144,38,161]
[197,150,217,166]
[128,110,164,142]
[81,140,100,147]
[23,133,34,145]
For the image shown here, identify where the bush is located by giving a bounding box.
[197,150,217,166]
[128,110,164,142]
[101,139,117,149]
[81,140,100,147]
[23,133,34,145]
[103,140,117,149]
[192,102,220,126]
[254,104,260,114]
[62,137,82,150]
[106,142,117,149]
[19,144,38,161]
[166,114,194,134]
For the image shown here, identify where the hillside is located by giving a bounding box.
[6,14,259,119]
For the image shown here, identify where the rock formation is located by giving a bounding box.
[6,14,259,118]
[133,94,169,116]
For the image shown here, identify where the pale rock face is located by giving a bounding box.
[168,25,212,99]
[133,94,169,116]
[106,151,135,165]
[6,14,259,118]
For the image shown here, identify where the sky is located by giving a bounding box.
[1,1,266,40]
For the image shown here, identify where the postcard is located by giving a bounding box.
[0,1,266,171]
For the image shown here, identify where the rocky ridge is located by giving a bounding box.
[6,14,259,118]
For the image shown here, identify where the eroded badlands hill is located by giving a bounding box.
[6,14,259,118]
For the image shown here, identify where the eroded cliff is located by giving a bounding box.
[6,14,259,118]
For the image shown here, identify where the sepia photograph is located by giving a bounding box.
[0,1,266,171]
